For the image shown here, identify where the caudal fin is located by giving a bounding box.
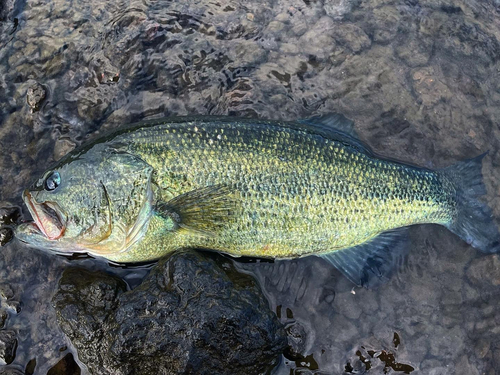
[442,153,500,253]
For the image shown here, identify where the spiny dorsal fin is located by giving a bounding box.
[155,185,237,237]
[319,228,409,288]
[297,113,373,155]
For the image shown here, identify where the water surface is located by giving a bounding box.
[1,0,500,373]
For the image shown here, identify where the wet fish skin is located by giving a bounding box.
[120,118,453,261]
[15,115,499,285]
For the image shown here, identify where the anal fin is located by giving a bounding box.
[319,229,409,288]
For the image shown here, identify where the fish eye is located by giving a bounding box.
[45,171,61,191]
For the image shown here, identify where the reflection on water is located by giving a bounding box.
[1,0,500,373]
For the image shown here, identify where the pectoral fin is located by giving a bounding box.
[155,184,237,237]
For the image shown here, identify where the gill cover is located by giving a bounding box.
[81,147,154,255]
[16,142,155,258]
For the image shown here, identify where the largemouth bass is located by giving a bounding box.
[16,115,500,286]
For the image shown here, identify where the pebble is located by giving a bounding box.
[53,138,76,161]
[26,82,46,112]
[466,255,500,287]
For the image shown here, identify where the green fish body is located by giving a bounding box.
[16,115,499,286]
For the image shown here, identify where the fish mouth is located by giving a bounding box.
[23,190,66,240]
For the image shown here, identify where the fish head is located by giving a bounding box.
[16,143,154,258]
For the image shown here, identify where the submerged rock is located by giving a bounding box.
[0,310,6,329]
[0,207,21,227]
[47,353,81,375]
[466,254,500,287]
[2,0,500,372]
[26,82,47,112]
[0,228,13,247]
[0,330,17,365]
[53,251,286,375]
[0,368,23,375]
[0,207,21,246]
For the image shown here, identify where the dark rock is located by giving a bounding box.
[53,251,286,375]
[25,358,36,375]
[0,207,21,227]
[0,310,6,329]
[52,268,126,348]
[0,330,17,365]
[0,0,15,21]
[47,353,81,375]
[345,336,415,375]
[331,23,371,53]
[0,228,13,247]
[0,206,19,246]
[26,82,47,112]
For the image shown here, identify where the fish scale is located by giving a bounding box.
[111,118,453,261]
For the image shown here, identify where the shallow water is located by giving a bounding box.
[1,0,500,373]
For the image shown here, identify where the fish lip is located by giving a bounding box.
[17,222,43,239]
[23,190,67,240]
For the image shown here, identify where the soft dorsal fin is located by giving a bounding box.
[299,113,358,138]
[297,113,373,155]
[319,228,409,288]
[154,185,237,237]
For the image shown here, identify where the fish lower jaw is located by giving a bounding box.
[23,192,66,240]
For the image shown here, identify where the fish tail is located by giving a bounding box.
[442,152,500,253]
